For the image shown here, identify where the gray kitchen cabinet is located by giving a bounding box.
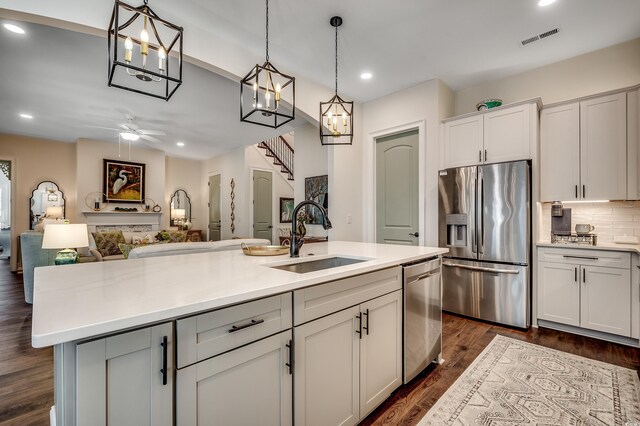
[294,290,402,426]
[540,92,627,202]
[537,261,580,327]
[442,101,537,169]
[537,247,632,338]
[75,322,173,426]
[177,330,293,425]
[627,89,640,200]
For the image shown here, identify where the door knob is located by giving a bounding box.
[409,232,419,237]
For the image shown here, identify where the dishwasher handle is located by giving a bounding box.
[443,262,519,275]
[405,270,439,284]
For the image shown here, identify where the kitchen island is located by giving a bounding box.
[33,241,447,426]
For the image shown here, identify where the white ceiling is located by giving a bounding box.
[0,21,308,159]
[0,0,639,158]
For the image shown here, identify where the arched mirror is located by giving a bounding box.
[30,181,65,230]
[170,189,191,228]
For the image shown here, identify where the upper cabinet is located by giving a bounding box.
[540,92,628,202]
[442,101,538,169]
[627,90,640,200]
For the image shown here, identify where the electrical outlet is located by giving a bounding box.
[347,214,352,224]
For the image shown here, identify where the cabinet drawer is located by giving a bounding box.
[177,293,292,368]
[538,247,630,269]
[294,266,401,326]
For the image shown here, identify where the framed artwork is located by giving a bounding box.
[304,175,328,225]
[103,159,146,203]
[279,197,294,223]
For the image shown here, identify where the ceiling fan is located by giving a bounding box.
[85,115,166,144]
[117,116,165,143]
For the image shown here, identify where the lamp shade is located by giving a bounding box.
[173,208,186,219]
[45,206,64,219]
[42,224,89,249]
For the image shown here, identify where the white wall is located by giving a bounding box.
[454,38,640,115]
[165,156,204,231]
[361,79,454,246]
[202,147,246,240]
[292,122,329,238]
[76,138,166,220]
[245,146,294,243]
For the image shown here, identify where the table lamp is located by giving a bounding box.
[173,208,186,229]
[42,223,89,265]
[45,206,64,219]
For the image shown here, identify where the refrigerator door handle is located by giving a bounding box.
[443,262,520,275]
[478,170,484,254]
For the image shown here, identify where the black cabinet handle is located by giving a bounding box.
[583,268,586,283]
[228,318,264,333]
[574,267,577,282]
[362,309,370,335]
[160,336,168,386]
[582,185,586,198]
[575,185,578,199]
[355,314,362,339]
[484,149,487,162]
[285,339,294,375]
[479,150,482,162]
[409,232,419,237]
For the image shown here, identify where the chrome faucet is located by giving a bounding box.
[290,200,332,257]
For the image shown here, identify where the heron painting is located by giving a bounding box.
[103,159,145,203]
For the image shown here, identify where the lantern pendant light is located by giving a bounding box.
[107,0,184,101]
[319,16,353,145]
[240,0,295,128]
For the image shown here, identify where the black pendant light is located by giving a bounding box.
[107,0,183,101]
[319,16,353,145]
[240,0,295,129]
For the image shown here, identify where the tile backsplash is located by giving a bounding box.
[541,201,640,243]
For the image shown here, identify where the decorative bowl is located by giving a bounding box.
[241,243,289,256]
[476,99,503,111]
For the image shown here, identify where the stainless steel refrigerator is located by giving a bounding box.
[438,160,530,328]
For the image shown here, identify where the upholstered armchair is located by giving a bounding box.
[20,231,57,304]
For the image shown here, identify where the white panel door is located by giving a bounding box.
[537,262,580,327]
[483,103,531,164]
[177,330,292,426]
[253,170,273,242]
[376,130,419,245]
[359,291,402,418]
[540,103,580,202]
[76,323,173,426]
[294,306,360,426]
[442,115,484,168]
[581,266,631,337]
[580,93,627,200]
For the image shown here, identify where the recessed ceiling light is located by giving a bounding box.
[176,142,185,147]
[3,23,25,34]
[19,113,33,119]
[360,72,372,80]
[538,0,557,6]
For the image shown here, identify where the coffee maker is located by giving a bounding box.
[551,201,571,235]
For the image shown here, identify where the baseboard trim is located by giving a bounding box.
[537,319,640,348]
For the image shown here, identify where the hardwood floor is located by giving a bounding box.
[0,258,637,426]
[361,312,640,426]
[0,260,53,426]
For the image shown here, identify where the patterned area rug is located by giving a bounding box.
[420,335,640,425]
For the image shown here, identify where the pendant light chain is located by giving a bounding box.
[265,0,269,61]
[334,24,338,95]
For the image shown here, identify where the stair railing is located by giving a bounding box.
[258,136,294,180]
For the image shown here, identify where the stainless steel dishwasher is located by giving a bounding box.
[403,257,442,383]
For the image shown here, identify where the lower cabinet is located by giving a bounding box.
[177,330,293,425]
[75,322,173,426]
[294,290,402,426]
[538,260,631,337]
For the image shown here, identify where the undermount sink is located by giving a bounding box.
[270,256,368,274]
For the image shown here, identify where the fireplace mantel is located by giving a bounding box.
[82,211,163,232]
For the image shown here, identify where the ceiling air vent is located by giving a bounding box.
[521,27,560,46]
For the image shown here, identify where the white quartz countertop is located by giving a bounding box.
[32,241,447,348]
[537,241,640,255]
